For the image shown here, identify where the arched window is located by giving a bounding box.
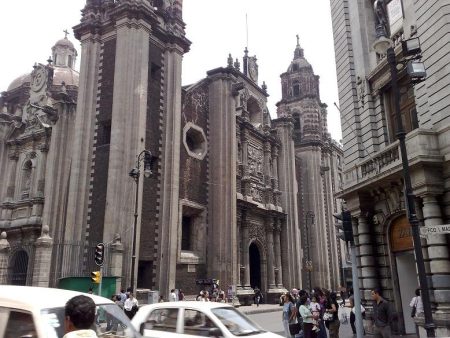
[21,160,33,199]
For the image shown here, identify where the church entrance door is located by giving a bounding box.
[249,243,261,289]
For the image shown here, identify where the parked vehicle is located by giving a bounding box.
[0,285,141,338]
[131,301,282,338]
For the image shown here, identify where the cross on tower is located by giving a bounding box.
[296,34,300,46]
[63,29,70,38]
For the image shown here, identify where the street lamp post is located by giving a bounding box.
[129,150,154,293]
[372,34,435,336]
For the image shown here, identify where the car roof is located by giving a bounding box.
[0,285,113,311]
[140,301,234,310]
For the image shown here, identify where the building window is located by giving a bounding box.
[183,123,207,160]
[181,216,192,251]
[384,77,418,143]
[292,64,299,72]
[293,84,300,96]
[21,160,33,199]
[179,200,206,264]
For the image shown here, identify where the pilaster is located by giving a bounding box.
[32,225,53,287]
[0,231,10,285]
[158,43,184,298]
[421,195,450,314]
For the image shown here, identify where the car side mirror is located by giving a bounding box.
[209,327,222,337]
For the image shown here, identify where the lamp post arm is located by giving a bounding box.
[387,47,435,337]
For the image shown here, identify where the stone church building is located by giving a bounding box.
[0,0,344,302]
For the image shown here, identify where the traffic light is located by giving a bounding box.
[333,210,353,243]
[91,271,101,284]
[94,243,104,266]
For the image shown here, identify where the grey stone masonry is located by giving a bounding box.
[32,225,53,287]
[0,232,10,284]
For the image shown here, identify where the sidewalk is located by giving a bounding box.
[237,303,283,315]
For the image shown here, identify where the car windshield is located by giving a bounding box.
[211,307,265,336]
[41,303,140,338]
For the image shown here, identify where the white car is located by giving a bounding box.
[131,301,282,338]
[0,285,140,338]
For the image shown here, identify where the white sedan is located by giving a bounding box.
[132,301,282,338]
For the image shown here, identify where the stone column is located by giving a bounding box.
[0,231,10,285]
[241,129,251,197]
[32,144,49,216]
[263,141,271,185]
[6,152,18,200]
[32,225,53,287]
[265,218,276,288]
[237,215,242,286]
[274,219,283,286]
[109,233,124,293]
[241,212,250,287]
[35,144,49,198]
[356,214,378,299]
[421,195,450,313]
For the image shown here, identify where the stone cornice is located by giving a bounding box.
[207,67,268,98]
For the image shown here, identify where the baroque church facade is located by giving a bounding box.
[0,0,344,302]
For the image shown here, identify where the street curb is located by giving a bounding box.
[238,307,282,316]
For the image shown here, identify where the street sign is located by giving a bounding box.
[420,224,450,237]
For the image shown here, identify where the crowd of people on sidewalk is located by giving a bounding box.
[279,286,402,338]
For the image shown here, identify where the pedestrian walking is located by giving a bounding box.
[179,289,185,301]
[313,288,327,338]
[124,292,139,319]
[119,289,127,306]
[170,289,177,302]
[63,295,98,338]
[281,292,297,338]
[371,288,394,338]
[299,294,317,338]
[254,287,262,307]
[324,291,340,338]
[410,288,423,336]
[410,288,423,318]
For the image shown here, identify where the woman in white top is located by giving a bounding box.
[124,293,139,319]
[410,288,424,317]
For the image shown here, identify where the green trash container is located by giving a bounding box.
[58,276,119,299]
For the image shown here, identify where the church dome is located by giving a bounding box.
[288,58,312,72]
[7,73,31,91]
[287,37,312,72]
[53,67,79,86]
[55,37,75,49]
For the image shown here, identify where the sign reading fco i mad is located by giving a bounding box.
[420,224,450,237]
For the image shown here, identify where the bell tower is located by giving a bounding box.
[65,0,190,293]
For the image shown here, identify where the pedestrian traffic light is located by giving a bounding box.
[333,210,354,243]
[91,271,101,284]
[94,243,104,266]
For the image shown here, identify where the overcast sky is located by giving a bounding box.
[0,0,342,140]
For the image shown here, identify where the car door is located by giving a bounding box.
[181,308,224,338]
[140,307,181,338]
